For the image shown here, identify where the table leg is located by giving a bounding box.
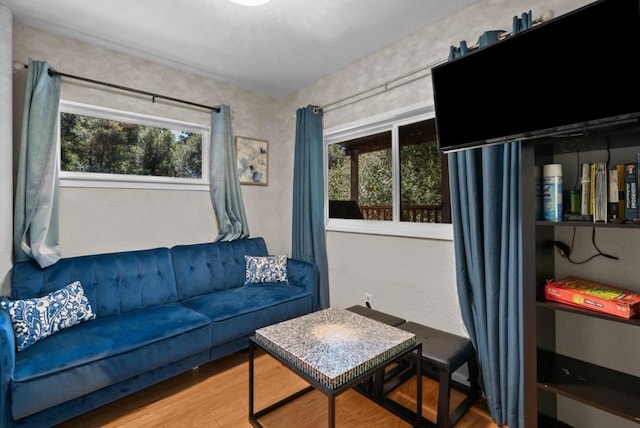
[416,343,422,426]
[328,394,335,428]
[249,341,256,423]
[372,367,385,397]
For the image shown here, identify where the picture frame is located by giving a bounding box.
[235,136,268,185]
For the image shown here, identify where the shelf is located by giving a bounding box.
[525,116,640,425]
[537,301,640,327]
[537,350,640,423]
[536,220,640,229]
[531,119,640,155]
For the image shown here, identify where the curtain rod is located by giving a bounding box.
[21,63,220,113]
[321,57,445,112]
[321,10,553,113]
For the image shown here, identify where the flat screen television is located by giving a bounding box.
[432,0,640,152]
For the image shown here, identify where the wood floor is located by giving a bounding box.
[58,350,499,428]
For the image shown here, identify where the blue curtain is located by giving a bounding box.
[292,105,329,310]
[210,104,250,241]
[13,59,61,268]
[449,12,531,428]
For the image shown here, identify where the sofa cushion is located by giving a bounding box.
[11,303,210,420]
[171,238,268,299]
[1,281,96,351]
[244,255,288,285]
[11,248,179,318]
[182,284,312,346]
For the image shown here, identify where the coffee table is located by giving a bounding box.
[249,307,422,427]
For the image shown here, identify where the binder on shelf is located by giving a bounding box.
[625,162,638,220]
[594,162,607,222]
[608,169,619,220]
[590,163,596,216]
[616,164,625,220]
[580,163,591,216]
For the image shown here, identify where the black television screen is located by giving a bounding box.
[432,0,640,152]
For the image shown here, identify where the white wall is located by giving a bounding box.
[6,0,594,304]
[7,0,629,425]
[0,6,12,296]
[282,0,593,335]
[11,23,291,263]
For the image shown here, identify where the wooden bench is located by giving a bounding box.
[345,304,406,326]
[347,305,480,427]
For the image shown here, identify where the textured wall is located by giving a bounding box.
[280,0,592,336]
[289,1,625,424]
[12,23,291,260]
[7,0,629,424]
[285,7,633,425]
[0,6,12,296]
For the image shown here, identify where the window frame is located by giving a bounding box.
[324,101,453,240]
[58,100,210,191]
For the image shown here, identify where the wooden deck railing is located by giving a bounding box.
[359,205,444,223]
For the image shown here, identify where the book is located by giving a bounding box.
[593,162,607,222]
[625,162,638,220]
[617,164,625,220]
[580,163,591,215]
[589,163,596,216]
[545,276,640,319]
[608,169,619,220]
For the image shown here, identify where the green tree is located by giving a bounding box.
[60,112,203,179]
[358,149,392,206]
[400,142,442,205]
[139,127,174,176]
[328,144,350,200]
[171,132,202,178]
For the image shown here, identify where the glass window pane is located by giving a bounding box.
[328,131,392,221]
[399,119,445,223]
[60,112,203,179]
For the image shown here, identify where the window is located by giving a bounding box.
[325,104,452,239]
[58,101,209,190]
[328,131,393,220]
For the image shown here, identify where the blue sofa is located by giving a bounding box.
[0,237,318,427]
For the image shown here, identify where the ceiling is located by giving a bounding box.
[1,0,483,99]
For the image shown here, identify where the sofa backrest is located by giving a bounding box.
[11,248,179,318]
[171,237,268,300]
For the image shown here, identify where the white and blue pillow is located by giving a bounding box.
[244,255,288,285]
[0,281,96,351]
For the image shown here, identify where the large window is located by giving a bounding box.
[325,104,451,239]
[59,101,209,189]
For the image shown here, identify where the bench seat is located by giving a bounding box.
[395,321,480,428]
[345,304,406,326]
[346,305,480,427]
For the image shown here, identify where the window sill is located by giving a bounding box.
[326,219,453,240]
[60,175,210,191]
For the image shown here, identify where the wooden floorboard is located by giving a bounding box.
[57,350,499,427]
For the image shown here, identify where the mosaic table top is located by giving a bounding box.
[254,307,417,390]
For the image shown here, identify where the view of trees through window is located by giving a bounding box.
[328,118,449,223]
[328,132,393,208]
[60,112,203,179]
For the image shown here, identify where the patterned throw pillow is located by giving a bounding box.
[244,255,288,285]
[0,281,96,351]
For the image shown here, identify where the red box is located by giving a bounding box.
[544,276,640,319]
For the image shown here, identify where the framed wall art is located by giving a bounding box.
[235,136,268,185]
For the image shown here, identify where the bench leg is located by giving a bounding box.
[468,355,480,395]
[437,370,451,428]
[447,358,481,427]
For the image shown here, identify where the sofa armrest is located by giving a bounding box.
[287,259,319,311]
[0,309,15,426]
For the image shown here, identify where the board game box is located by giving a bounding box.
[544,276,640,319]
